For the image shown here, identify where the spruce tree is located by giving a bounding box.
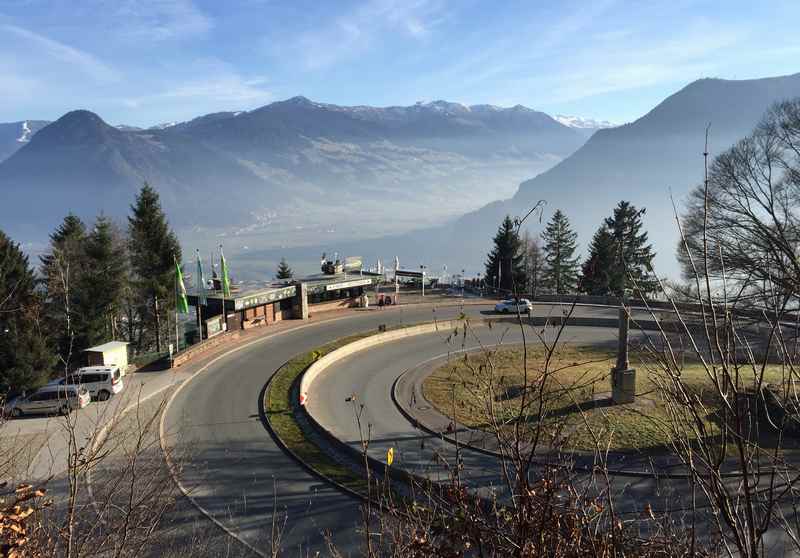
[276,258,294,280]
[77,216,128,347]
[1,229,55,395]
[604,201,656,296]
[540,210,580,294]
[40,213,87,366]
[485,216,525,295]
[128,183,182,353]
[581,225,617,295]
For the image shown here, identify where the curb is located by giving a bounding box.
[259,359,367,503]
[299,316,747,481]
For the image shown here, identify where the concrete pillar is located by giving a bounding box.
[611,307,636,404]
[292,283,309,320]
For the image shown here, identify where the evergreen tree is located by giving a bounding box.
[128,183,182,353]
[540,210,580,294]
[276,258,294,280]
[77,216,128,347]
[604,201,656,296]
[1,229,55,395]
[581,225,617,295]
[485,216,526,295]
[40,213,87,366]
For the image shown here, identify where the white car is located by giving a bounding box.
[4,385,90,417]
[57,366,124,401]
[494,298,533,314]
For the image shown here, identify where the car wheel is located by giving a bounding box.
[97,390,110,401]
[11,407,22,418]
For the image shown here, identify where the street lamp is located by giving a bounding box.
[420,264,427,297]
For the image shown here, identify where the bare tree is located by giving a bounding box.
[678,99,800,306]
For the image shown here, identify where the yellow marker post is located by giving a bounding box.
[387,447,394,466]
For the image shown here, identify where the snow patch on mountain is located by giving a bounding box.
[554,115,616,129]
[16,121,33,142]
[150,121,179,130]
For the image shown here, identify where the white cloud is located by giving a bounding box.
[288,0,446,70]
[108,0,213,41]
[122,59,271,109]
[1,24,120,83]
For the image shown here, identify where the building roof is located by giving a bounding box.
[186,273,378,309]
[84,341,130,353]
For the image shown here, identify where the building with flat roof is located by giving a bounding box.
[84,341,130,371]
[185,272,380,334]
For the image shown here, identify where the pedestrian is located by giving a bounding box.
[378,294,385,309]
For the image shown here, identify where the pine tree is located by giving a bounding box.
[40,213,87,366]
[77,216,128,347]
[604,201,656,296]
[581,225,617,295]
[276,258,294,280]
[128,183,182,353]
[540,210,580,294]
[485,216,525,294]
[1,229,55,395]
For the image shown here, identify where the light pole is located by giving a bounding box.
[420,264,427,297]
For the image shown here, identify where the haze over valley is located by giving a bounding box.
[0,97,587,267]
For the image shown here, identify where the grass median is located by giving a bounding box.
[264,332,375,493]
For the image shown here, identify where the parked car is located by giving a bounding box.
[3,385,90,417]
[58,365,124,401]
[494,298,533,314]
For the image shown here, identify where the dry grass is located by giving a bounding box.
[422,344,792,452]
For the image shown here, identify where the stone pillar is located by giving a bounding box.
[292,283,309,320]
[611,306,636,404]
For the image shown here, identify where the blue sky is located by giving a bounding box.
[2,0,799,127]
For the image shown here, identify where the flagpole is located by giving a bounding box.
[196,249,203,342]
[220,244,227,332]
[174,257,180,353]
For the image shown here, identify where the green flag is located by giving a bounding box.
[220,245,231,297]
[195,250,207,306]
[175,257,189,314]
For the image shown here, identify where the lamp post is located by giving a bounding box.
[420,264,427,297]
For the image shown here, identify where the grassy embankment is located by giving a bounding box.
[264,333,372,492]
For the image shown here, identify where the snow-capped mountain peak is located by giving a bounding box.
[554,115,616,130]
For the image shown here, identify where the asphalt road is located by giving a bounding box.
[159,301,712,557]
[306,317,800,557]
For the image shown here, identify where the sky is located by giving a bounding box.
[2,0,800,127]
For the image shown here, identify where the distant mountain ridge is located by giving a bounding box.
[0,97,586,249]
[438,72,800,277]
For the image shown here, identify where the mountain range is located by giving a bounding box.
[235,72,800,280]
[0,98,590,251]
[4,72,800,280]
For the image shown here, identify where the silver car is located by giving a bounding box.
[3,385,90,417]
[494,298,533,314]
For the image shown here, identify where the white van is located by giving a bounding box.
[59,366,124,401]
